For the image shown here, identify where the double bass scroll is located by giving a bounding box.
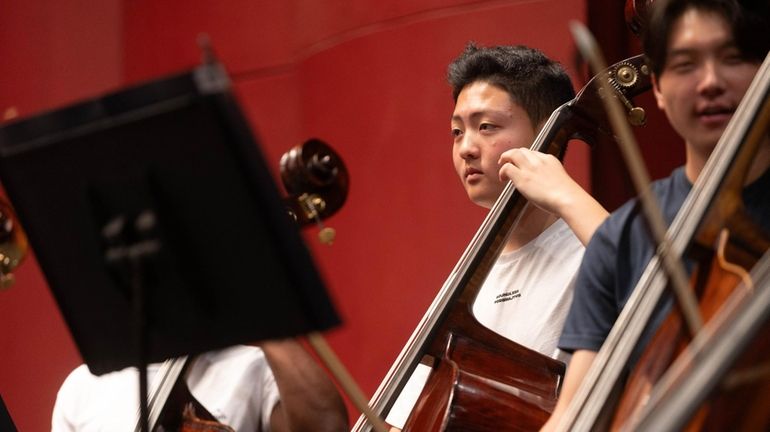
[0,198,27,289]
[280,139,349,228]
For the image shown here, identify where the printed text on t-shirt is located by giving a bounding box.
[494,290,521,303]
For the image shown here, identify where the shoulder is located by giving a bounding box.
[585,202,635,261]
[55,364,92,405]
[60,364,95,386]
[57,364,110,397]
[574,168,687,305]
[200,344,266,362]
[544,218,582,244]
[535,219,584,257]
[591,167,688,253]
[188,346,275,393]
[52,363,138,428]
[193,345,270,375]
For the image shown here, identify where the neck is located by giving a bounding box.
[683,145,707,184]
[502,205,558,253]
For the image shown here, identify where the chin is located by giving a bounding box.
[469,196,494,209]
[466,184,501,208]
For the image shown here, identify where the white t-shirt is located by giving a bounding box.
[51,345,280,432]
[386,219,583,428]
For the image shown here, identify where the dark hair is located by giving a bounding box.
[447,43,575,127]
[642,0,770,76]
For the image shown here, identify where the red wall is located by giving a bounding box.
[1,1,684,430]
[0,1,121,430]
[120,0,588,423]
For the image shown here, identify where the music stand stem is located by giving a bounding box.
[132,254,150,432]
[103,211,162,432]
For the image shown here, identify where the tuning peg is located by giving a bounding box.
[318,227,336,245]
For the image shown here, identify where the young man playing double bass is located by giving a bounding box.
[385,43,610,430]
[543,0,770,429]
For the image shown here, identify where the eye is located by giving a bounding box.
[451,128,463,138]
[665,53,696,74]
[479,123,498,132]
[722,49,744,65]
[668,60,694,73]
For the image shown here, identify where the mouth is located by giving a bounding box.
[695,104,735,126]
[464,167,483,181]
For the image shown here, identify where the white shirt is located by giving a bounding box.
[52,345,279,432]
[386,219,583,428]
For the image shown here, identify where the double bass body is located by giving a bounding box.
[403,287,565,431]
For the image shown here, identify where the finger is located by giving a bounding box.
[498,147,527,166]
[499,162,521,182]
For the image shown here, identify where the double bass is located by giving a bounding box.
[353,52,654,431]
[611,45,770,432]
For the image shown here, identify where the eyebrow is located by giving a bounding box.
[667,40,740,59]
[450,109,509,122]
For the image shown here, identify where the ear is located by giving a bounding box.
[651,74,666,111]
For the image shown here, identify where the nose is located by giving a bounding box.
[457,133,479,160]
[696,59,726,98]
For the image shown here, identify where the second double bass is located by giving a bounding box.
[554,1,770,431]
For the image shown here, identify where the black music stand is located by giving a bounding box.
[0,394,16,432]
[0,62,340,430]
